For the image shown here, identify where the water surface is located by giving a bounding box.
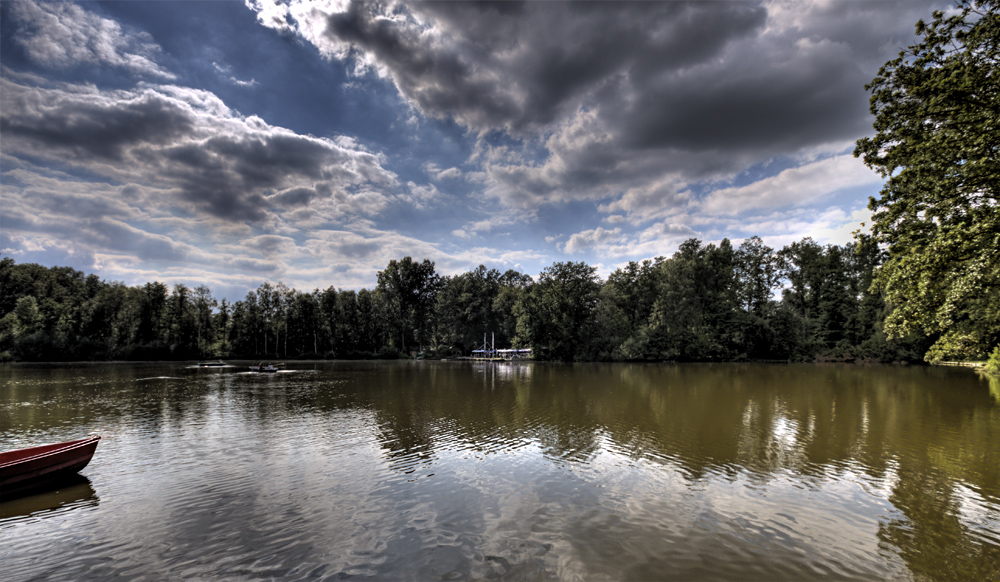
[2,361,998,581]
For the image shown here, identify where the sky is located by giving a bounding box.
[0,0,951,301]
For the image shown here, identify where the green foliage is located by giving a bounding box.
[595,257,664,360]
[9,296,43,336]
[434,265,503,353]
[376,257,441,350]
[735,236,784,316]
[985,346,1000,376]
[642,239,741,361]
[514,261,600,361]
[854,0,1000,362]
[0,235,929,363]
[493,270,532,349]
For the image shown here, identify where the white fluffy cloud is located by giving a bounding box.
[560,222,701,259]
[562,227,624,254]
[10,0,175,79]
[701,155,881,216]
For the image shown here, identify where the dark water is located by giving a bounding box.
[1,361,998,581]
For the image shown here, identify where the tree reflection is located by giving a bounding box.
[2,360,998,578]
[879,466,1000,581]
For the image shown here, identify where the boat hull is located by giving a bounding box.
[1,436,100,496]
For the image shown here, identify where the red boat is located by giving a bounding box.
[1,436,101,496]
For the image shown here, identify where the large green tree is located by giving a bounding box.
[854,0,1000,361]
[514,261,600,361]
[434,265,503,354]
[376,257,441,351]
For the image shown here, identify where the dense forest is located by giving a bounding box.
[0,236,932,363]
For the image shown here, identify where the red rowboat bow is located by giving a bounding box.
[1,436,101,494]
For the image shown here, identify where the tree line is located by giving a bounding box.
[0,235,932,363]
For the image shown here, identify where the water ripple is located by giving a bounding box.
[3,362,999,580]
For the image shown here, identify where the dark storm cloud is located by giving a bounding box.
[321,1,766,134]
[616,43,869,152]
[253,0,949,210]
[424,1,766,127]
[1,83,194,161]
[156,132,357,221]
[324,0,521,130]
[0,78,398,223]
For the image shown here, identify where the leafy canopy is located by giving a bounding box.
[854,0,1000,361]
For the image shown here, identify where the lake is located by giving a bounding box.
[1,361,998,581]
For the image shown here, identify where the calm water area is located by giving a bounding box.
[1,361,998,581]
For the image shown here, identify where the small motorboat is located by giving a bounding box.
[1,436,101,496]
[249,364,279,373]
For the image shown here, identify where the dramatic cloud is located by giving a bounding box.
[0,77,398,223]
[597,177,692,225]
[251,1,765,133]
[9,0,175,79]
[2,157,536,294]
[248,0,943,211]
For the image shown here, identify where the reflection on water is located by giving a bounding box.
[989,374,1000,404]
[1,361,998,581]
[0,474,98,522]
